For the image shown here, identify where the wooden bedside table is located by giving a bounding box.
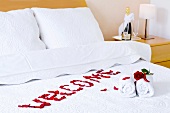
[137,36,170,68]
[111,36,170,68]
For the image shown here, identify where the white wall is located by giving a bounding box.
[150,0,170,39]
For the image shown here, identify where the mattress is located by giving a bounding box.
[0,61,170,113]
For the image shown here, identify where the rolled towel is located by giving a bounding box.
[136,75,154,98]
[119,74,136,98]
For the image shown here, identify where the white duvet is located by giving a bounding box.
[1,41,170,113]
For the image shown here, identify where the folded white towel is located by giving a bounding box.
[119,74,136,98]
[136,76,154,98]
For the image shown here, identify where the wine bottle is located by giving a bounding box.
[122,7,132,40]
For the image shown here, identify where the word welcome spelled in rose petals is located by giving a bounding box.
[18,70,121,109]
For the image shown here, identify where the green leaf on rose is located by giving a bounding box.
[141,68,150,74]
[141,68,153,75]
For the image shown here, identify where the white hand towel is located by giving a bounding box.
[119,74,136,98]
[136,76,154,98]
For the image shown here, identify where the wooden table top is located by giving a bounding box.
[137,36,170,47]
[111,35,170,47]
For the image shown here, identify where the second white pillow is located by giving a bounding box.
[32,7,104,48]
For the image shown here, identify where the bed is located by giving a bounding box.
[0,0,170,113]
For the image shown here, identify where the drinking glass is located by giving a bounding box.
[132,20,141,40]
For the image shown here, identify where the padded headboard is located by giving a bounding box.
[0,0,87,11]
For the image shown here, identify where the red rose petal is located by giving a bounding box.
[100,88,107,91]
[89,79,100,83]
[143,74,150,82]
[122,77,130,80]
[96,69,104,73]
[76,87,84,91]
[112,71,121,75]
[101,70,113,75]
[116,71,121,74]
[48,90,59,94]
[18,104,30,108]
[59,85,70,91]
[114,86,119,90]
[101,75,111,78]
[33,104,45,109]
[38,94,50,98]
[53,96,66,101]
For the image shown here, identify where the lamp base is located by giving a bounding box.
[142,19,155,40]
[141,35,155,40]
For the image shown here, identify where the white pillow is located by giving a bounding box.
[32,7,104,48]
[0,9,46,56]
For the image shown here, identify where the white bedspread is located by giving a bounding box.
[0,41,170,113]
[0,61,170,113]
[0,41,151,84]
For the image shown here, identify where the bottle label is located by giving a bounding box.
[122,34,131,40]
[126,34,131,40]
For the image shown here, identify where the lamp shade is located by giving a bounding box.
[139,4,156,19]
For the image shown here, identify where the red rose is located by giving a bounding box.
[134,71,145,81]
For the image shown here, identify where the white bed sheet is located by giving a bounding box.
[0,61,170,113]
[0,41,151,84]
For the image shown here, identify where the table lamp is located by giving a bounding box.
[139,4,156,40]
